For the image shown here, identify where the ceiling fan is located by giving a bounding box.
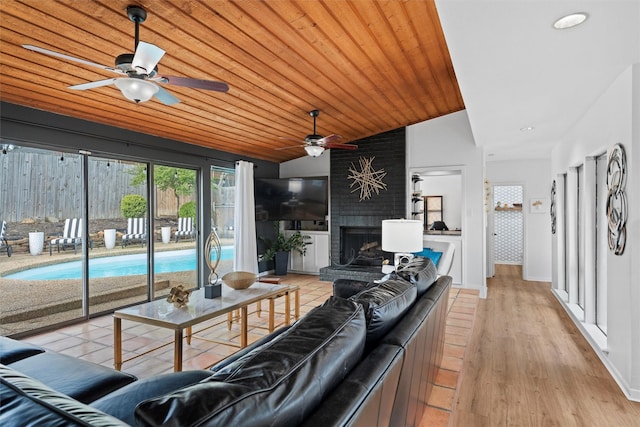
[22,5,229,105]
[277,110,357,157]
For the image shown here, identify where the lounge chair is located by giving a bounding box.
[122,218,147,248]
[0,221,12,257]
[175,217,195,242]
[50,218,85,255]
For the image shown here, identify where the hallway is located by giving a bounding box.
[451,265,640,426]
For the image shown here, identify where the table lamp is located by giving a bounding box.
[381,219,423,269]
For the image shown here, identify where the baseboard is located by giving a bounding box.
[523,275,552,282]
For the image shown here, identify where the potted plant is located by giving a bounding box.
[260,222,310,275]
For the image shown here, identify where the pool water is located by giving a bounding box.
[5,248,233,280]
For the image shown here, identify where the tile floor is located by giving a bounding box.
[21,275,479,426]
[420,287,480,427]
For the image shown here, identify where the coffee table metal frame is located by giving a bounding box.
[113,283,289,372]
[227,284,300,333]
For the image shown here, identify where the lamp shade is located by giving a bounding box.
[381,219,423,253]
[304,145,325,157]
[114,78,159,103]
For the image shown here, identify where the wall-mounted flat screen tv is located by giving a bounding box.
[254,177,328,221]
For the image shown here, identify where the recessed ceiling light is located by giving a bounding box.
[553,12,589,29]
[520,126,535,132]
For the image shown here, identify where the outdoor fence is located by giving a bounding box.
[1,150,195,223]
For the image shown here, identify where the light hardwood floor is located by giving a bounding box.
[451,264,640,426]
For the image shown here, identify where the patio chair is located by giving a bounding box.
[175,217,195,242]
[50,218,86,255]
[0,221,12,257]
[122,217,147,248]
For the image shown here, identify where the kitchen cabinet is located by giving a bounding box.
[284,231,330,274]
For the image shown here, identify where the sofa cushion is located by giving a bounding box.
[209,325,292,373]
[333,279,377,299]
[300,343,405,427]
[8,352,137,404]
[91,370,213,425]
[135,296,366,427]
[0,337,45,365]
[395,257,438,296]
[349,278,417,350]
[0,364,128,427]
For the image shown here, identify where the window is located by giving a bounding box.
[595,154,608,334]
[424,195,443,229]
[211,166,236,278]
[577,165,585,310]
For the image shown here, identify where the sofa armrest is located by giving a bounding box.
[1,364,128,427]
[9,352,137,403]
[91,370,212,426]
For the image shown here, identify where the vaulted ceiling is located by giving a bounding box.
[0,0,464,163]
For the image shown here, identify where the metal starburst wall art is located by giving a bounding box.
[347,156,387,201]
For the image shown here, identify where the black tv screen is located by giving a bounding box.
[255,177,328,221]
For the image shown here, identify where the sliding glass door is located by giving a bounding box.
[153,165,198,292]
[0,145,84,335]
[87,157,149,315]
[0,141,213,336]
[211,166,235,278]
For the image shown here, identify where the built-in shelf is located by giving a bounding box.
[495,206,522,211]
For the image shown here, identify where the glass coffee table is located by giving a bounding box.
[113,282,289,372]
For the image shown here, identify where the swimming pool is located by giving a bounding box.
[5,248,233,280]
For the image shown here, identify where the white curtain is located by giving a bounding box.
[233,161,258,273]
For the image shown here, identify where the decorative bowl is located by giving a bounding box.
[222,271,257,290]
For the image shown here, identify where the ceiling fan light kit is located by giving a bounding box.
[304,145,325,157]
[22,4,229,106]
[114,78,159,103]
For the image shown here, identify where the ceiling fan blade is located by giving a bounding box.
[22,44,123,74]
[326,142,358,150]
[154,86,180,105]
[317,134,342,145]
[69,78,117,90]
[132,41,165,74]
[159,75,229,92]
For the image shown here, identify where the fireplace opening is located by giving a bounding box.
[340,226,392,266]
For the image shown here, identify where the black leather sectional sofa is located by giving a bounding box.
[0,258,451,426]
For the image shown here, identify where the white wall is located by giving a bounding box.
[550,64,639,400]
[279,152,330,178]
[407,110,486,297]
[487,159,552,281]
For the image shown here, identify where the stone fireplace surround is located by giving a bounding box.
[319,127,406,282]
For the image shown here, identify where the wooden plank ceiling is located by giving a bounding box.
[0,0,464,163]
